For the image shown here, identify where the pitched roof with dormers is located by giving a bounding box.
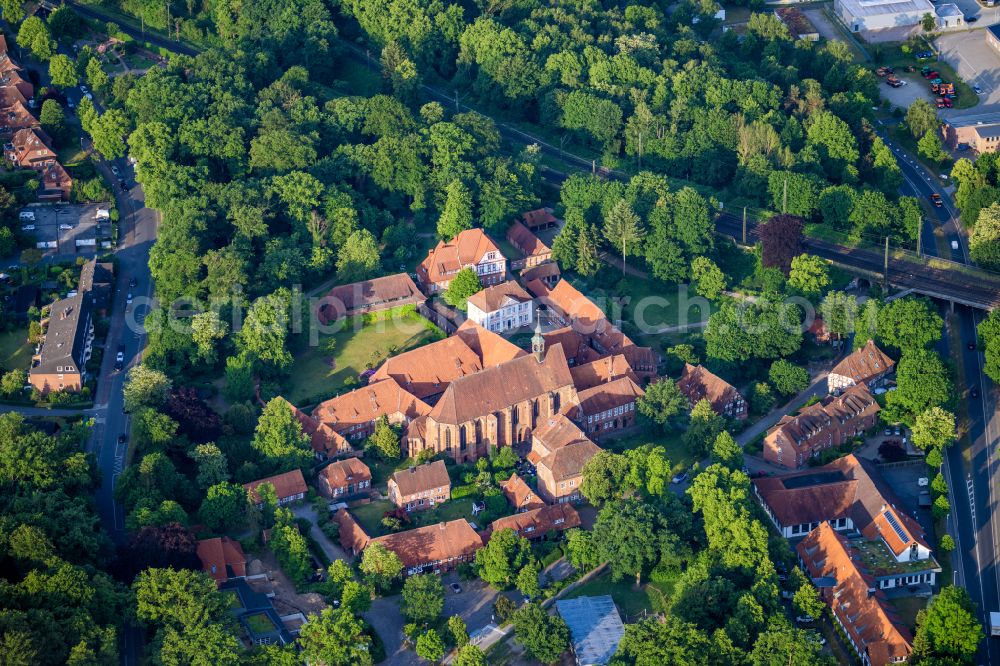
[538,440,602,482]
[417,228,504,286]
[7,128,55,167]
[466,280,532,314]
[197,536,246,585]
[754,454,930,557]
[312,378,432,432]
[574,375,644,416]
[370,336,483,400]
[797,523,913,666]
[372,519,483,569]
[570,354,639,391]
[454,319,528,367]
[320,457,371,490]
[766,383,879,457]
[390,460,450,497]
[429,344,575,425]
[677,364,744,412]
[532,414,591,454]
[488,504,581,538]
[243,469,307,503]
[502,472,546,511]
[830,340,895,385]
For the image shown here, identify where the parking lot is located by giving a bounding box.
[937,30,1000,108]
[19,202,114,259]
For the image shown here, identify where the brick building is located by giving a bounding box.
[387,460,451,512]
[318,458,372,500]
[827,340,895,394]
[244,469,308,506]
[676,363,747,420]
[29,293,93,394]
[417,228,506,293]
[316,273,425,323]
[506,220,553,270]
[312,378,431,443]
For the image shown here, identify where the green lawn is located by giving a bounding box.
[602,430,692,476]
[350,493,498,537]
[351,499,394,535]
[244,612,277,635]
[579,277,712,333]
[565,569,675,621]
[0,328,33,373]
[285,312,442,406]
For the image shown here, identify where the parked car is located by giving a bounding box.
[126,292,133,304]
[129,276,137,288]
[111,165,121,177]
[672,471,689,485]
[58,223,72,230]
[974,85,983,95]
[18,211,34,221]
[20,224,34,231]
[795,615,815,624]
[450,582,462,594]
[931,193,943,207]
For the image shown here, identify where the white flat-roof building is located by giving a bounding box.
[836,0,934,32]
[936,3,964,28]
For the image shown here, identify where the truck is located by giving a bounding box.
[990,612,1000,637]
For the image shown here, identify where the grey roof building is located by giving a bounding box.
[78,259,114,313]
[555,595,625,666]
[28,291,93,392]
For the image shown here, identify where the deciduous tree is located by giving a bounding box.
[512,603,570,664]
[298,607,373,666]
[636,379,687,429]
[251,397,313,473]
[971,203,1000,270]
[474,527,533,588]
[691,257,726,300]
[49,55,78,89]
[787,254,829,295]
[768,360,810,396]
[877,297,942,351]
[443,267,482,310]
[912,586,983,664]
[591,499,663,585]
[401,574,445,623]
[911,407,956,451]
[758,214,804,274]
[123,365,172,412]
[603,199,644,276]
[360,542,403,591]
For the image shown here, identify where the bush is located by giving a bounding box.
[451,484,477,499]
[540,545,563,568]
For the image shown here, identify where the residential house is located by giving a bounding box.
[507,220,552,270]
[373,519,483,575]
[311,378,431,442]
[38,161,72,201]
[333,509,371,556]
[466,280,534,333]
[387,460,451,511]
[316,273,425,323]
[197,537,247,587]
[676,363,747,420]
[763,383,880,469]
[369,336,484,403]
[77,259,114,315]
[318,457,372,500]
[573,375,644,438]
[530,416,601,503]
[220,579,294,646]
[0,100,40,137]
[243,469,308,506]
[502,472,546,512]
[488,503,581,541]
[29,293,93,393]
[569,354,639,391]
[454,319,528,367]
[521,207,558,231]
[520,261,561,289]
[0,85,26,109]
[404,332,579,463]
[274,396,350,460]
[755,454,939,590]
[0,71,32,101]
[827,340,895,394]
[417,228,507,293]
[5,128,56,168]
[797,523,913,666]
[555,596,625,666]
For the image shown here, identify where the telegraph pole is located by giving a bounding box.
[883,236,889,290]
[782,177,788,214]
[917,219,922,257]
[742,206,747,245]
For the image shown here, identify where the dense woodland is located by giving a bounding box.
[0,0,990,663]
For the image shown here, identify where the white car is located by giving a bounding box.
[84,92,93,100]
[20,224,35,231]
[126,292,133,304]
[59,223,73,230]
[18,211,34,222]
[111,165,121,177]
[79,85,88,94]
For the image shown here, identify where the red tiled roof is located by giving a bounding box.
[766,383,879,457]
[196,536,246,585]
[797,523,912,665]
[370,336,483,400]
[522,208,557,229]
[7,128,54,167]
[538,440,601,482]
[429,344,574,425]
[520,262,561,283]
[390,460,450,497]
[575,375,644,416]
[334,509,371,554]
[543,327,602,366]
[830,340,894,385]
[532,414,591,453]
[372,520,483,569]
[454,320,528,367]
[466,280,532,313]
[417,228,504,286]
[274,396,350,458]
[489,504,580,538]
[243,469,307,503]
[502,472,546,511]
[570,354,638,391]
[528,279,605,328]
[507,220,550,257]
[676,364,743,412]
[320,457,371,490]
[317,273,424,322]
[312,378,432,432]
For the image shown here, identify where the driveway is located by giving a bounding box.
[937,31,1000,107]
[442,572,504,633]
[364,597,419,666]
[291,505,349,562]
[736,370,833,447]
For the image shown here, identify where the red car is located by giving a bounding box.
[931,193,943,207]
[944,97,953,108]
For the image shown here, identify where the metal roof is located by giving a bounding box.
[555,595,625,666]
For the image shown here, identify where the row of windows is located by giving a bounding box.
[586,401,634,424]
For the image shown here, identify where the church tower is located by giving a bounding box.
[532,319,545,362]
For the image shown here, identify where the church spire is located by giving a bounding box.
[531,319,545,362]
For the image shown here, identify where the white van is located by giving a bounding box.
[951,241,959,251]
[18,210,34,222]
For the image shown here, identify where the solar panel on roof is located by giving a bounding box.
[883,510,910,545]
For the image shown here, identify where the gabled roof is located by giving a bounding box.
[417,228,504,285]
[197,536,246,585]
[507,220,551,256]
[7,128,54,167]
[527,279,605,327]
[522,208,558,229]
[312,378,432,430]
[317,273,424,322]
[766,383,879,455]
[370,336,483,400]
[575,375,644,415]
[320,457,371,489]
[429,344,574,425]
[677,364,743,410]
[754,454,930,556]
[533,413,591,452]
[797,523,913,665]
[830,340,894,384]
[520,262,561,283]
[466,280,532,313]
[274,396,350,458]
[243,469,307,503]
[0,85,25,108]
[32,292,89,375]
[334,509,371,553]
[570,354,638,391]
[502,472,546,511]
[543,327,602,366]
[390,460,450,497]
[372,519,483,569]
[454,320,528,367]
[539,440,602,482]
[489,503,580,537]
